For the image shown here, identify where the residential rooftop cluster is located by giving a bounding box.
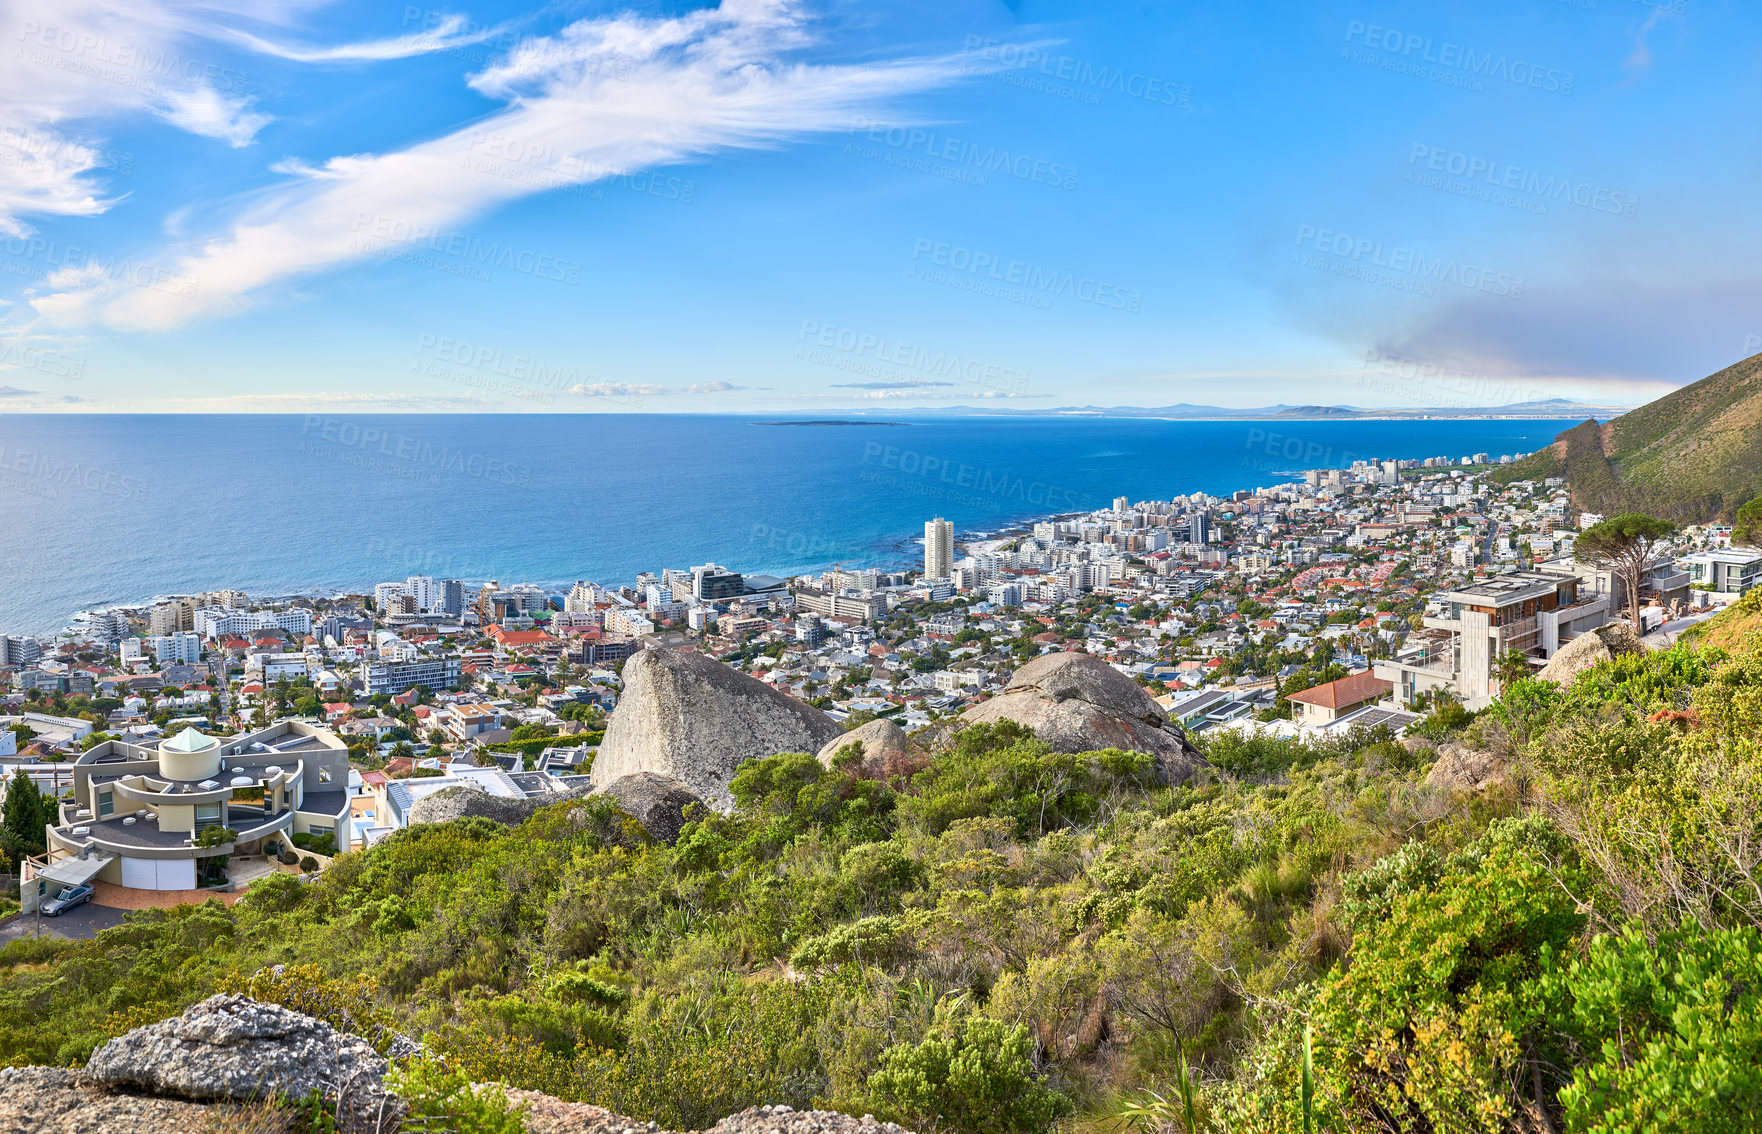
[5,455,1759,904]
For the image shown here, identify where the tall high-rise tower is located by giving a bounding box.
[924,517,954,580]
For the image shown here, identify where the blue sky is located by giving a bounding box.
[0,0,1754,413]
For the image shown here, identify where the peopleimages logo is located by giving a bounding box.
[910,238,1142,312]
[860,441,1083,509]
[1293,225,1526,299]
[1407,144,1637,218]
[299,417,531,486]
[847,119,1078,190]
[1344,21,1575,95]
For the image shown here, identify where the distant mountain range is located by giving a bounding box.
[890,398,1633,420]
[1493,353,1762,522]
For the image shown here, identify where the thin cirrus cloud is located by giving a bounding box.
[28,0,972,333]
[0,0,496,238]
[0,0,265,236]
[216,13,505,64]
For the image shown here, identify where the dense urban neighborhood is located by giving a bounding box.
[4,453,1756,908]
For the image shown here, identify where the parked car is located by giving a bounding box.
[40,884,94,916]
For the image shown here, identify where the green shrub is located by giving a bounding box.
[866,1015,1067,1134]
[388,1054,527,1134]
[292,831,337,856]
[790,916,912,970]
[1540,921,1762,1133]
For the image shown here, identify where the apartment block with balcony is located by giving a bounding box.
[1377,570,1608,709]
[44,721,351,893]
[360,656,463,696]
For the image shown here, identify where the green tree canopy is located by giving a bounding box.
[1576,512,1677,631]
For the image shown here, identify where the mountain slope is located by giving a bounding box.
[1495,352,1762,521]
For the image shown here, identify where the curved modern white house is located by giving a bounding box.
[46,720,351,892]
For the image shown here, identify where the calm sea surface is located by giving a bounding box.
[0,414,1582,634]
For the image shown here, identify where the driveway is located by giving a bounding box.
[0,901,131,944]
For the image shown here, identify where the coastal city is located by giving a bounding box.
[7,2,1762,1126]
[5,449,1755,904]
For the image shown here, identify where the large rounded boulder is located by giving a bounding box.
[957,652,1206,783]
[599,772,705,845]
[593,647,844,812]
[407,784,593,827]
[1538,621,1646,684]
[817,717,926,782]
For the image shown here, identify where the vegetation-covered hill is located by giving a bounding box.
[5,605,1762,1132]
[1495,351,1762,521]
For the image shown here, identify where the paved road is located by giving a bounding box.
[0,901,131,945]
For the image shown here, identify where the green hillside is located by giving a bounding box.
[1495,351,1762,521]
[9,637,1762,1132]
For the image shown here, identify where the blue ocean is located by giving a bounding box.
[0,414,1581,634]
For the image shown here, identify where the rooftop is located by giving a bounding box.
[1443,572,1570,606]
[1287,670,1393,710]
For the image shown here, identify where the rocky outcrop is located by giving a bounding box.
[408,784,594,827]
[1423,743,1508,794]
[956,653,1206,783]
[509,1099,912,1134]
[1538,621,1647,685]
[817,718,926,781]
[593,648,844,812]
[10,1000,920,1134]
[0,1067,222,1134]
[599,773,705,845]
[83,994,400,1131]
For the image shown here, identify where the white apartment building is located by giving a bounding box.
[1684,548,1762,596]
[155,632,203,665]
[194,607,314,641]
[254,653,311,682]
[925,517,954,581]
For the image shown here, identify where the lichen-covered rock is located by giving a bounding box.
[599,772,705,845]
[593,648,843,812]
[0,1067,224,1134]
[407,784,593,827]
[817,718,925,781]
[1423,743,1507,794]
[83,994,401,1131]
[1538,621,1647,684]
[956,653,1206,783]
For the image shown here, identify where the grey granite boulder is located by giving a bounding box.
[957,652,1206,783]
[593,648,844,812]
[599,772,705,845]
[1537,621,1646,685]
[817,718,925,782]
[1423,743,1508,794]
[407,783,594,827]
[83,994,401,1131]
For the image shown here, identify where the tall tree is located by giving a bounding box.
[1576,513,1677,633]
[1,768,52,857]
[1735,495,1762,547]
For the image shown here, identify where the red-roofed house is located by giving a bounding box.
[487,626,553,652]
[322,701,353,721]
[1286,670,1393,728]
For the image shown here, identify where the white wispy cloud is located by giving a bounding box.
[29,0,969,332]
[218,13,506,64]
[571,382,669,398]
[570,379,749,397]
[0,4,519,238]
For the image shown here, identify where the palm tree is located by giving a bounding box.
[1493,649,1531,692]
